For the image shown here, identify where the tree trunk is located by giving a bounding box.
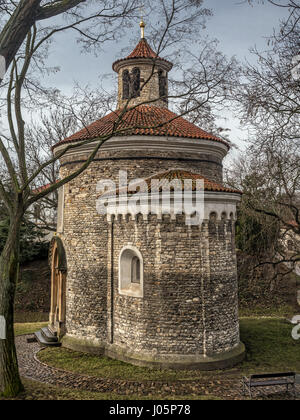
[0,0,41,78]
[0,212,24,397]
[0,0,85,81]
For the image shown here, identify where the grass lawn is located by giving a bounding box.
[38,348,208,382]
[7,318,298,400]
[10,322,219,400]
[37,318,300,382]
[14,322,48,337]
[239,318,300,374]
[239,304,295,318]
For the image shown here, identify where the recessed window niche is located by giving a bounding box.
[119,246,144,298]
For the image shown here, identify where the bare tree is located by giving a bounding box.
[246,0,300,36]
[24,84,116,230]
[0,0,143,82]
[0,0,239,397]
[171,40,240,141]
[227,146,299,273]
[230,1,299,276]
[0,0,139,398]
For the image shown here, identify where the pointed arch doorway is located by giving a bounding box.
[49,236,67,339]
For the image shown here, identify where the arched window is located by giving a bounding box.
[131,67,140,98]
[158,69,167,102]
[122,70,130,99]
[119,246,143,297]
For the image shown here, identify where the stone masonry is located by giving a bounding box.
[109,214,240,357]
[58,152,224,348]
[49,33,245,369]
[115,61,170,110]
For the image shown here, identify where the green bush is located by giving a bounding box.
[236,211,279,256]
[0,217,49,264]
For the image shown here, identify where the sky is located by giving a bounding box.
[40,0,288,155]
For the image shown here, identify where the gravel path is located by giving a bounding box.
[16,335,299,400]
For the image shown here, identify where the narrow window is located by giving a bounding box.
[158,70,167,102]
[122,70,130,99]
[131,67,140,98]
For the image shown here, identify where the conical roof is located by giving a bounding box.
[113,38,173,72]
[127,38,160,59]
[53,105,229,149]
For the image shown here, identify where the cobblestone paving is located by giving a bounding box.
[16,335,299,400]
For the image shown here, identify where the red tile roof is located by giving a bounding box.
[131,170,242,195]
[127,38,158,59]
[112,38,173,72]
[53,105,229,149]
[103,170,242,198]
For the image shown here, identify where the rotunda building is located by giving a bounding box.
[43,25,245,369]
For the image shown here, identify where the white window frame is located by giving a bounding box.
[119,246,144,298]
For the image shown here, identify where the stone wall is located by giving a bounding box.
[58,149,241,365]
[60,153,229,342]
[59,164,109,347]
[206,217,240,354]
[60,149,223,184]
[117,62,168,109]
[109,214,240,358]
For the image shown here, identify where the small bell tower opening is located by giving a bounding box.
[112,20,173,109]
[122,70,130,99]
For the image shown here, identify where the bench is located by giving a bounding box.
[243,372,296,399]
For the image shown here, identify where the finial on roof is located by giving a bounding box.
[140,18,145,39]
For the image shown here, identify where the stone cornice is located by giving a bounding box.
[53,135,229,162]
[100,190,241,222]
[113,57,173,73]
